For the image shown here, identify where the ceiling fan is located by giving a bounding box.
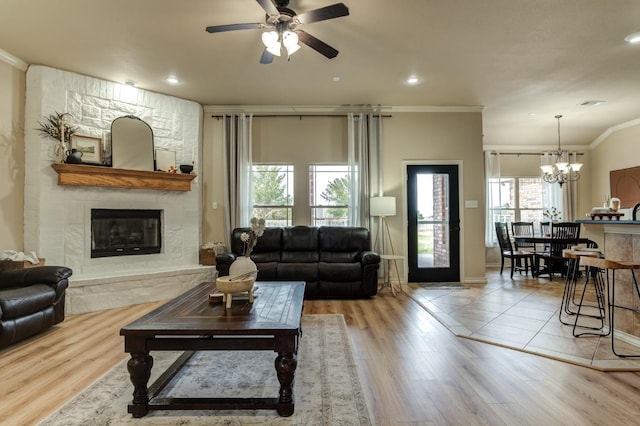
[205,0,349,64]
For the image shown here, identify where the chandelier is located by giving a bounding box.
[540,115,583,187]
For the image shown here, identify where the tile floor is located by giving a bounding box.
[402,268,640,371]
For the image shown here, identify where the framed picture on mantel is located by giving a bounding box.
[71,135,103,165]
[155,149,176,172]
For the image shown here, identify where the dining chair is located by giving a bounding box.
[540,221,551,251]
[495,222,534,278]
[534,222,581,280]
[540,221,551,236]
[511,221,535,272]
[511,222,535,251]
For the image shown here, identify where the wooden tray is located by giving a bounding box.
[586,212,624,220]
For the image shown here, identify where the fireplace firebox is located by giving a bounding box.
[91,209,162,258]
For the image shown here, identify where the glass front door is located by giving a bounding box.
[407,164,460,282]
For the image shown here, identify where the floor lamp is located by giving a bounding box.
[370,196,401,295]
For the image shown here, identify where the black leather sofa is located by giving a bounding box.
[0,266,72,348]
[216,226,380,299]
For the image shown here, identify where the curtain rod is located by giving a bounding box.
[211,114,392,119]
[489,151,584,156]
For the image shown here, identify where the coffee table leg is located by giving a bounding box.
[275,351,297,416]
[126,352,153,418]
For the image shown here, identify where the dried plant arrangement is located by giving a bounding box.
[36,112,77,143]
[35,112,78,162]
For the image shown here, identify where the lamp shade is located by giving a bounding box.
[370,196,396,217]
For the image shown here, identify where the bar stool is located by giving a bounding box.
[560,248,601,326]
[577,256,640,357]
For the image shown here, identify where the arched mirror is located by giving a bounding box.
[111,115,154,171]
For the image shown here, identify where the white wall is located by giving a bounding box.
[24,66,203,279]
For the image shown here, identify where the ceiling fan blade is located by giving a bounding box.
[259,49,275,64]
[296,3,349,24]
[206,23,264,33]
[256,0,279,16]
[297,30,339,59]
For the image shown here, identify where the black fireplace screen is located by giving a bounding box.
[91,209,162,258]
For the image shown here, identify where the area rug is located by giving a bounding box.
[416,282,468,289]
[39,314,372,426]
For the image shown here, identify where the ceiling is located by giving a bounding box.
[2,0,640,148]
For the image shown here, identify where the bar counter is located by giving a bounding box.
[576,220,640,341]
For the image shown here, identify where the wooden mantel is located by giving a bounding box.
[51,163,196,192]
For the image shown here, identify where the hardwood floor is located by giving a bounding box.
[2,272,640,425]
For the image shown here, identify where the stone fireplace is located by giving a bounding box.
[24,66,215,314]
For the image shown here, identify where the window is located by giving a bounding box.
[251,165,294,226]
[309,164,351,226]
[487,177,545,243]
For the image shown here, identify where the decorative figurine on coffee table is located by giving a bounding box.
[215,274,255,309]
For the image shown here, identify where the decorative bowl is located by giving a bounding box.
[179,164,194,174]
[216,276,255,294]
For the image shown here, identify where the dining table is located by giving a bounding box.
[513,235,591,278]
[513,236,591,246]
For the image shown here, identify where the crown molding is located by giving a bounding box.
[0,48,28,71]
[590,117,640,149]
[483,144,588,152]
[203,104,484,114]
[382,105,484,113]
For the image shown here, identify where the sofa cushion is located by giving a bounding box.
[0,284,56,320]
[255,262,279,281]
[0,308,56,348]
[278,263,319,283]
[281,227,319,263]
[319,226,370,262]
[319,262,362,282]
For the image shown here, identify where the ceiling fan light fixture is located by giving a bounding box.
[207,1,349,63]
[286,43,301,55]
[282,31,301,56]
[266,43,282,56]
[282,31,298,47]
[262,31,282,56]
[262,31,279,47]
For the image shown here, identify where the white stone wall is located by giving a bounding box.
[24,66,206,285]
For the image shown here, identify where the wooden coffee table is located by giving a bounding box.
[120,280,305,418]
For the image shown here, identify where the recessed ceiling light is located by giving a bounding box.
[405,76,421,85]
[624,32,640,43]
[166,76,181,85]
[332,76,340,82]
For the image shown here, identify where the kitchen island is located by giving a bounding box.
[576,220,640,344]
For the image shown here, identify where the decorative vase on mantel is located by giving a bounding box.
[229,256,258,279]
[65,148,83,164]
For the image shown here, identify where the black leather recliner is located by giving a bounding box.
[0,266,72,348]
[216,226,380,299]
